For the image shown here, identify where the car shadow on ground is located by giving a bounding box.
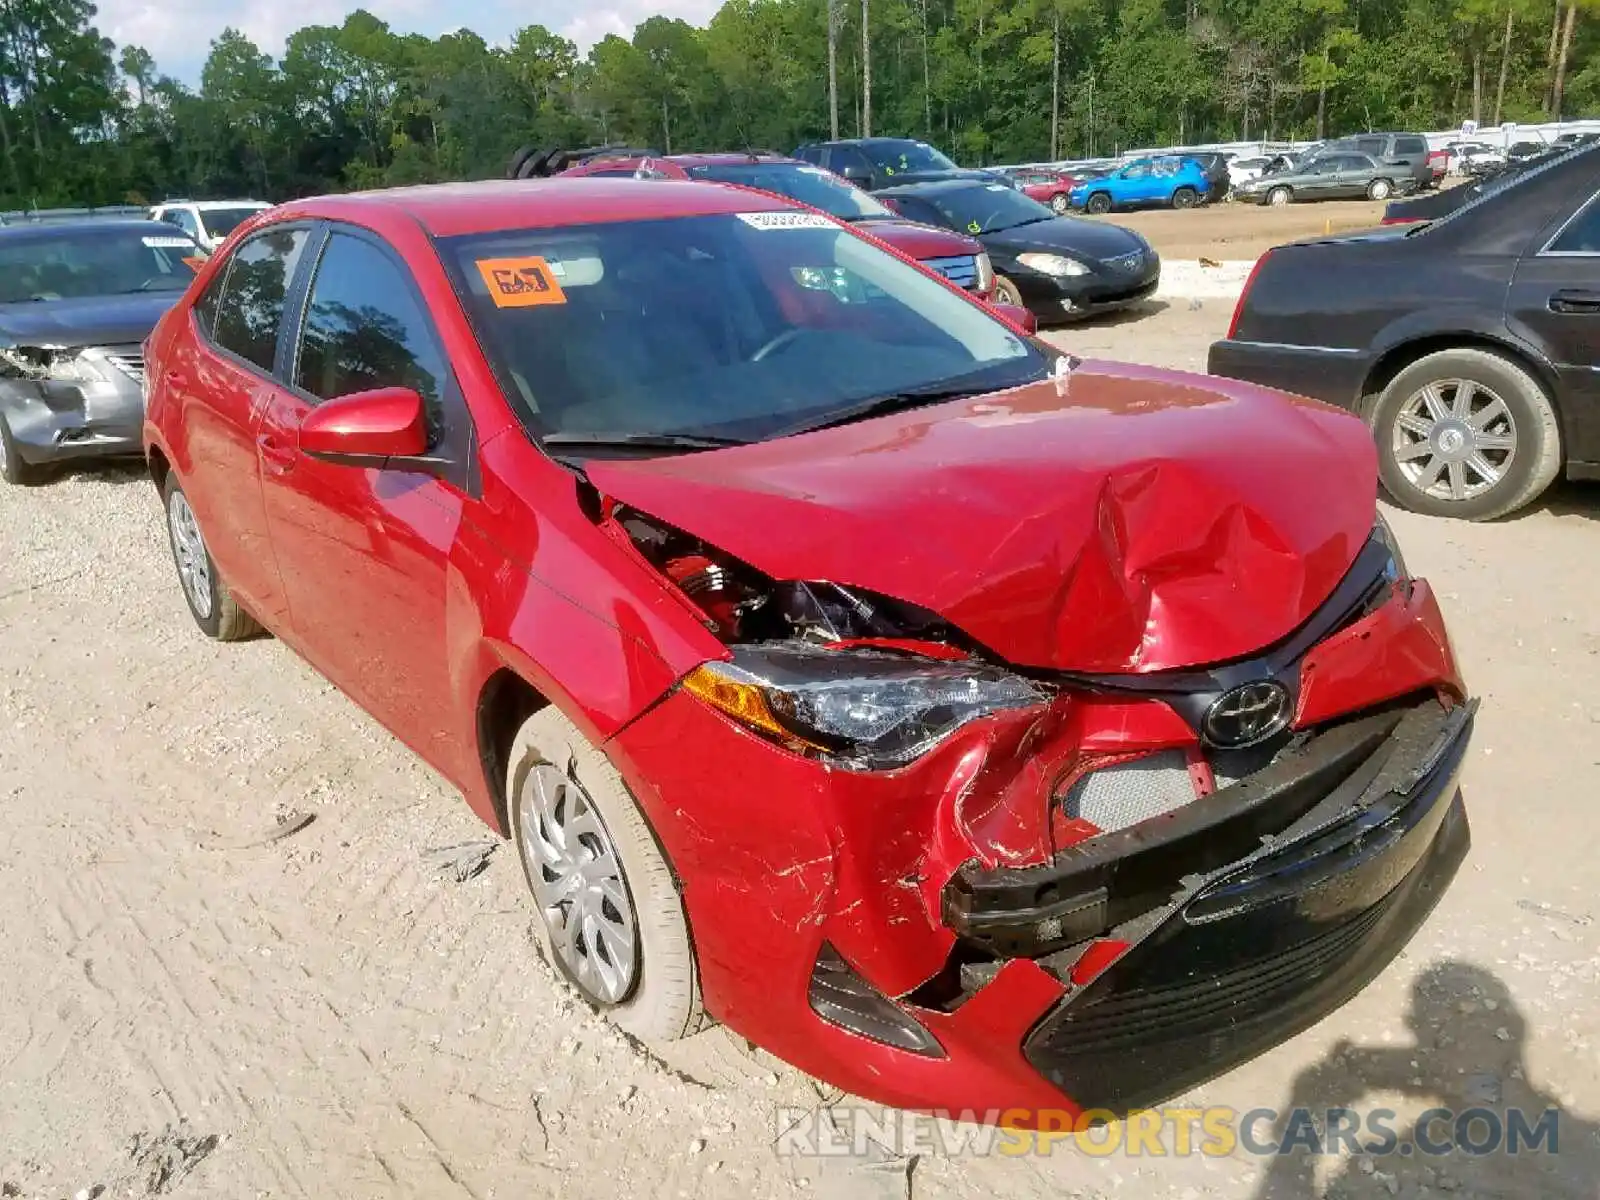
[1047,299,1170,333]
[1513,479,1600,522]
[26,459,148,488]
[1249,960,1600,1199]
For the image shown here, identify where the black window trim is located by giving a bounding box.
[279,219,478,495]
[194,218,319,382]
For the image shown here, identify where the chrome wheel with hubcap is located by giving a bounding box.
[167,489,214,620]
[1390,378,1517,503]
[519,760,639,1005]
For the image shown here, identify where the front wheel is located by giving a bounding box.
[1368,178,1393,200]
[1267,186,1292,207]
[0,415,42,485]
[163,474,261,640]
[1050,193,1070,215]
[509,707,704,1044]
[1371,348,1562,521]
[1085,192,1112,215]
[1171,186,1199,210]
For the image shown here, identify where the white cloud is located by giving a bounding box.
[94,0,722,85]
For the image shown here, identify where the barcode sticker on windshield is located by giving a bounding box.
[736,211,835,231]
[476,256,567,308]
[143,236,194,248]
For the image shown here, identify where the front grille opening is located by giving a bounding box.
[1059,751,1195,834]
[808,943,946,1057]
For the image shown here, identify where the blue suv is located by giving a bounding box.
[1070,156,1210,214]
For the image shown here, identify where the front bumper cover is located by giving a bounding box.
[987,695,1474,1113]
[0,371,144,465]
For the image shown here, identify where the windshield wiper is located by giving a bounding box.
[539,431,749,452]
[771,383,1005,439]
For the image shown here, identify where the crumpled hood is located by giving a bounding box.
[587,362,1378,674]
[0,292,182,348]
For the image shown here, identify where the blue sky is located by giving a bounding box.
[96,0,724,86]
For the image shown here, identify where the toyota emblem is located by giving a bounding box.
[1201,681,1291,749]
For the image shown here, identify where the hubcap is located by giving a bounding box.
[167,491,213,619]
[1391,378,1518,502]
[519,762,638,1005]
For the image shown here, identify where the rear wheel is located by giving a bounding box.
[1085,192,1112,215]
[509,707,704,1044]
[1267,186,1292,207]
[1171,186,1199,210]
[992,275,1026,309]
[163,474,261,640]
[1368,178,1393,200]
[1050,193,1070,215]
[1371,348,1562,521]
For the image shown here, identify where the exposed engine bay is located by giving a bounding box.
[615,503,968,651]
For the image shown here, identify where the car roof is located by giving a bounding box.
[658,152,799,167]
[273,178,799,238]
[0,218,180,240]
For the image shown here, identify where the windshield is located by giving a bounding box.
[198,206,265,240]
[916,183,1054,235]
[0,227,202,303]
[685,163,894,220]
[443,212,1043,448]
[863,140,958,175]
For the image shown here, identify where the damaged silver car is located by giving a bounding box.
[0,218,204,484]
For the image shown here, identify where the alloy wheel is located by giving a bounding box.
[1051,194,1069,214]
[1269,188,1290,206]
[519,761,639,1005]
[167,490,214,619]
[1391,378,1518,503]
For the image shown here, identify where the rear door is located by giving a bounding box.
[174,225,312,623]
[254,224,477,777]
[1508,190,1600,466]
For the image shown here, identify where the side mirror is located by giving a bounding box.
[299,386,429,466]
[990,301,1037,336]
[841,165,873,188]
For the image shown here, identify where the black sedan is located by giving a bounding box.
[875,179,1159,323]
[1209,143,1600,521]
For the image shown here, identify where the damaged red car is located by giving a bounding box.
[142,178,1476,1120]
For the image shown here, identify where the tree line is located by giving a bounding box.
[5,0,1600,209]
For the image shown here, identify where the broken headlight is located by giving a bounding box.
[681,643,1045,769]
[0,346,111,385]
[1372,512,1409,582]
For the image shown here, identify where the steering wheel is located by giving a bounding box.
[751,328,806,363]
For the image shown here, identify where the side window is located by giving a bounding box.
[293,232,447,421]
[210,227,309,372]
[1550,196,1600,253]
[1122,164,1150,180]
[794,146,823,166]
[1356,137,1386,156]
[829,147,873,177]
[1397,136,1428,156]
[194,261,230,336]
[892,196,948,229]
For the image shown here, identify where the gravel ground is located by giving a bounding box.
[2,293,1599,1200]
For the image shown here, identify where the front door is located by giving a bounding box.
[255,226,477,781]
[1507,190,1600,467]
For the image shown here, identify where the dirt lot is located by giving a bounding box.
[3,293,1600,1200]
[1096,195,1396,260]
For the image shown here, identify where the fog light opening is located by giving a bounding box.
[808,943,946,1058]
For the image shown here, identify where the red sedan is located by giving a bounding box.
[1010,169,1089,214]
[143,178,1475,1120]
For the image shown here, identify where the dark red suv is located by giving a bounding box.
[547,149,996,300]
[143,177,1475,1121]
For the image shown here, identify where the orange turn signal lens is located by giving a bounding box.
[681,664,827,754]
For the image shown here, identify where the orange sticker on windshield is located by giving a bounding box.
[476,256,567,307]
[182,255,206,272]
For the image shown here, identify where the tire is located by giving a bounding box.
[162,473,261,640]
[506,144,539,180]
[0,415,42,485]
[1368,178,1393,200]
[1370,348,1562,521]
[508,707,704,1045]
[1171,186,1199,210]
[992,275,1026,309]
[1050,193,1069,215]
[1267,186,1292,207]
[1085,192,1112,215]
